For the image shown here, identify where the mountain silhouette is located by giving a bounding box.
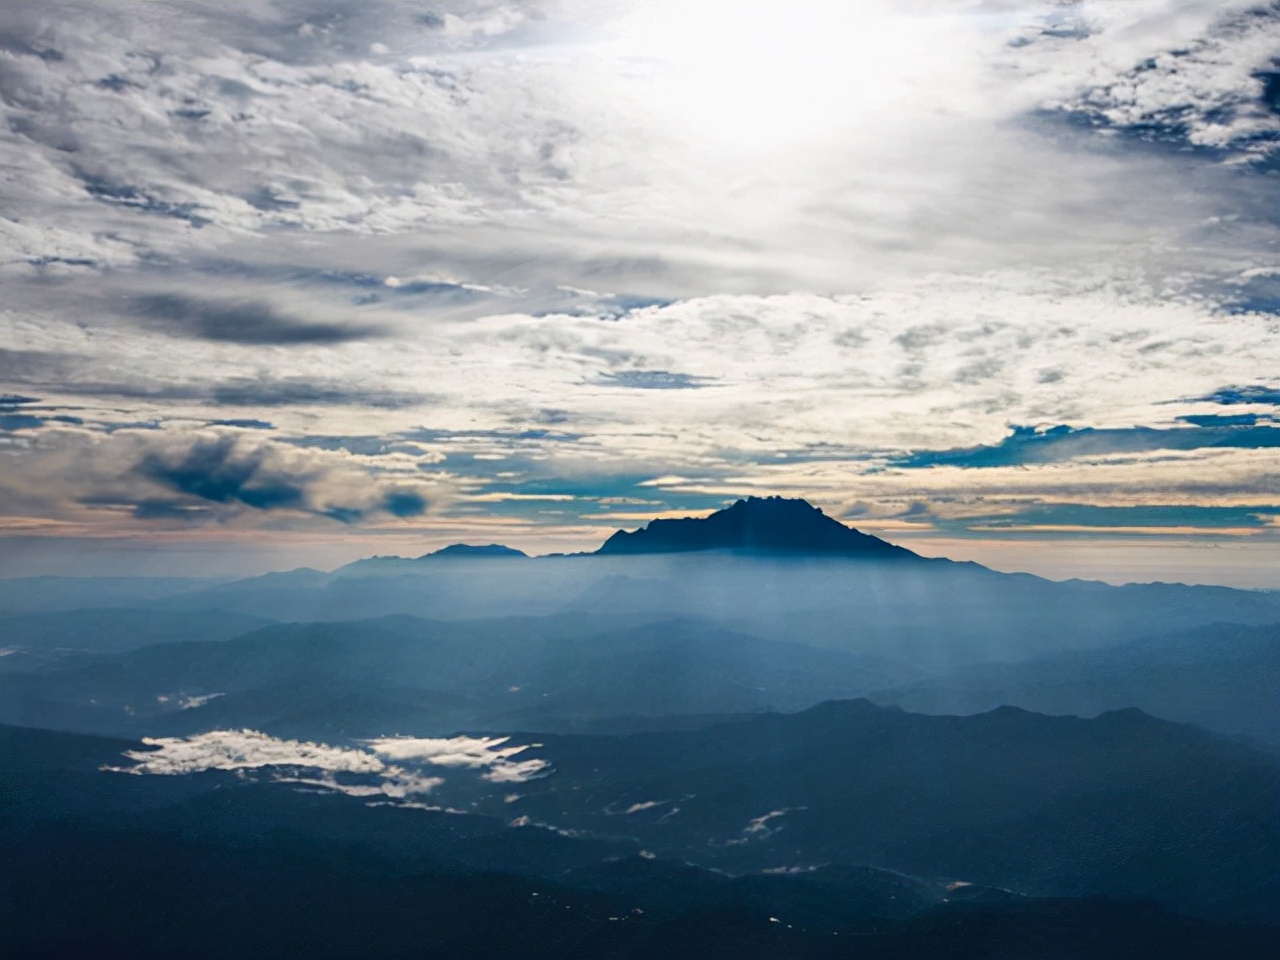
[419,543,528,559]
[596,496,917,558]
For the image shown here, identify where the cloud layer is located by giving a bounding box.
[112,728,550,799]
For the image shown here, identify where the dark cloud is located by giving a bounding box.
[0,349,79,385]
[209,377,427,408]
[1177,413,1273,427]
[102,421,162,433]
[126,434,432,523]
[941,503,1280,535]
[0,412,83,432]
[128,293,387,345]
[77,172,211,226]
[596,370,717,390]
[0,394,40,407]
[0,359,430,410]
[136,435,307,512]
[382,490,427,518]
[320,506,365,524]
[1182,384,1280,406]
[1217,272,1280,315]
[893,423,1280,469]
[0,413,44,431]
[243,186,302,212]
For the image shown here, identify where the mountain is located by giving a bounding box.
[0,614,918,737]
[0,576,216,616]
[484,700,1280,923]
[333,542,529,577]
[6,723,1276,960]
[596,496,918,558]
[422,543,528,559]
[0,608,273,665]
[870,621,1280,747]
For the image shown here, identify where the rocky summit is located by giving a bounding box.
[596,496,917,558]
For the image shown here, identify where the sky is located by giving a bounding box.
[1,0,1278,586]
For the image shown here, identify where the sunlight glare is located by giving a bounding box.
[615,1,948,150]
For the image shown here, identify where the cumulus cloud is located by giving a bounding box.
[365,735,550,782]
[110,728,548,799]
[139,434,308,511]
[0,427,439,529]
[1019,1,1280,165]
[115,729,385,776]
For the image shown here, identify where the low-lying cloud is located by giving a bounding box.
[110,728,551,800]
[365,735,550,783]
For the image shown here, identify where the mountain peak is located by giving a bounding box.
[418,543,528,560]
[595,496,917,559]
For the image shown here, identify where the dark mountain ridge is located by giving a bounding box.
[423,543,528,559]
[487,699,1280,923]
[0,614,916,737]
[596,496,918,558]
[870,621,1280,746]
[6,723,1277,960]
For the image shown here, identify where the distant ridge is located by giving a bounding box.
[596,496,918,559]
[419,543,528,560]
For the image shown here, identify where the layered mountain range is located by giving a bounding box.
[2,496,1277,957]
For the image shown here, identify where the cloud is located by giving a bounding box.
[115,729,385,776]
[596,370,718,390]
[110,728,447,800]
[1182,383,1280,406]
[382,489,428,517]
[287,435,428,457]
[938,502,1280,535]
[207,378,429,409]
[0,345,433,411]
[2,0,1273,292]
[18,376,427,411]
[129,433,438,523]
[365,734,550,783]
[0,426,439,531]
[127,293,387,345]
[892,423,1280,469]
[401,427,584,445]
[0,411,83,432]
[207,419,275,430]
[137,435,308,511]
[111,729,549,798]
[1026,1,1280,166]
[0,413,47,431]
[1177,413,1275,427]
